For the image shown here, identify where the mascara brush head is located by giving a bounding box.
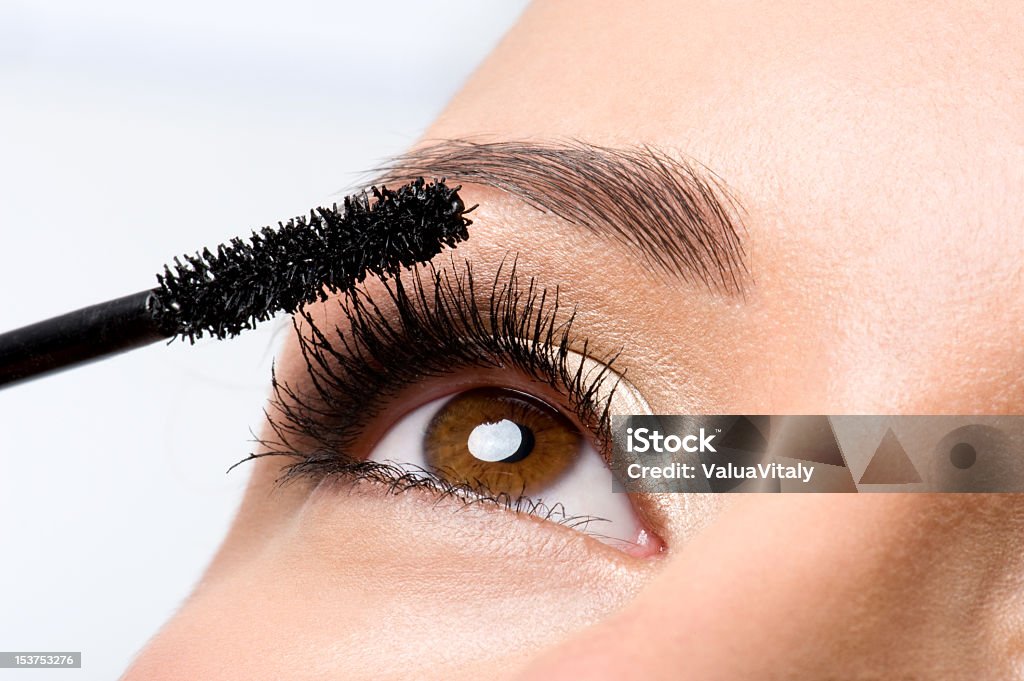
[152,177,472,341]
[0,177,473,388]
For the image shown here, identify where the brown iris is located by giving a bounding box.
[424,388,581,496]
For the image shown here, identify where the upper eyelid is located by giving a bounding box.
[252,256,624,470]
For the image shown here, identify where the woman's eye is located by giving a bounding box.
[367,387,653,553]
[424,388,580,495]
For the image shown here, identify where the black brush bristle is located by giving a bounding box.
[152,178,472,342]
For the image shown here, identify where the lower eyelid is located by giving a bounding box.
[302,471,664,568]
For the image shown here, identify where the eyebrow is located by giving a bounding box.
[373,139,747,293]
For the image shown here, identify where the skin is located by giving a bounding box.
[123,1,1024,679]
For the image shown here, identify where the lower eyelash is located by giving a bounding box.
[235,255,623,510]
[278,452,613,533]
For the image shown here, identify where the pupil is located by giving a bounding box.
[467,419,535,463]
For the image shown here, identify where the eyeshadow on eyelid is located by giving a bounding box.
[543,345,652,419]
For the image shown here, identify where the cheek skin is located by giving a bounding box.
[122,471,656,681]
[517,495,1024,680]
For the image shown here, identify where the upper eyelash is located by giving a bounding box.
[236,256,624,497]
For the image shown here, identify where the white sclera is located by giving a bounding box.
[367,392,647,551]
[467,419,525,462]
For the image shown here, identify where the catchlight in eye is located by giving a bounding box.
[367,386,655,554]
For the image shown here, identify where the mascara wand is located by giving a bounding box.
[0,178,472,389]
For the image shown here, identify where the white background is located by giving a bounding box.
[0,2,528,678]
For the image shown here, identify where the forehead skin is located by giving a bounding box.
[123,2,1024,679]
[424,0,1024,414]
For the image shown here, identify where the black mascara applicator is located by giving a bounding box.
[0,178,472,388]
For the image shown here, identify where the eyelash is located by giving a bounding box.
[238,256,624,521]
